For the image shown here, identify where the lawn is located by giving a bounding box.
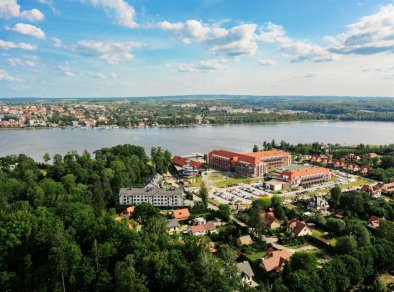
[244,251,267,261]
[311,228,327,238]
[188,176,204,187]
[341,178,370,189]
[380,273,394,286]
[214,177,260,188]
[208,173,224,180]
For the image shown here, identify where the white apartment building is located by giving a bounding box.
[119,187,184,207]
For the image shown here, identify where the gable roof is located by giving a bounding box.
[237,235,252,245]
[172,208,190,221]
[190,222,216,234]
[288,219,311,236]
[261,248,290,272]
[237,261,254,278]
[280,167,330,180]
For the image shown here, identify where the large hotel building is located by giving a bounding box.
[279,167,331,186]
[207,149,291,178]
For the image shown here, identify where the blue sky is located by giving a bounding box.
[1,0,394,97]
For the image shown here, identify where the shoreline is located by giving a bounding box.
[1,119,394,131]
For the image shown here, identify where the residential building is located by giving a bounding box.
[260,247,290,273]
[167,219,180,232]
[237,235,253,246]
[288,219,312,237]
[308,195,329,214]
[361,184,382,197]
[122,206,135,218]
[172,208,190,221]
[207,149,291,178]
[367,215,381,229]
[364,152,378,159]
[237,261,255,285]
[279,167,331,186]
[190,223,216,236]
[261,211,281,229]
[382,182,394,194]
[119,187,184,207]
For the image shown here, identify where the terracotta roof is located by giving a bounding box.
[261,249,290,272]
[361,184,381,193]
[173,156,203,169]
[237,235,252,245]
[280,166,330,181]
[190,222,216,234]
[288,219,311,236]
[172,208,190,221]
[367,215,380,228]
[261,211,279,227]
[210,149,290,166]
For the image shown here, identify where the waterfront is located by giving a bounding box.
[0,121,393,161]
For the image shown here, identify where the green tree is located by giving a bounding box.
[43,152,51,163]
[199,184,209,209]
[253,145,259,152]
[336,236,357,254]
[115,255,148,292]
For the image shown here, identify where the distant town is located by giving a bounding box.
[1,95,393,128]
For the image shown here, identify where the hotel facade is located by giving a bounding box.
[207,149,291,178]
[279,167,331,186]
[119,187,184,207]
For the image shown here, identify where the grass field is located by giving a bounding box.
[244,251,267,261]
[214,177,260,188]
[341,178,370,189]
[188,176,204,187]
[208,173,225,180]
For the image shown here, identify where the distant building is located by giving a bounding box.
[207,149,291,178]
[237,235,253,246]
[367,216,381,229]
[382,182,394,194]
[308,195,329,214]
[237,261,255,285]
[288,219,312,237]
[363,152,378,159]
[172,155,203,176]
[119,187,184,207]
[172,208,190,221]
[260,211,281,229]
[263,180,290,191]
[260,247,290,273]
[279,166,331,186]
[361,184,382,197]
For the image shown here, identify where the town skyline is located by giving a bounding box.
[1,0,394,97]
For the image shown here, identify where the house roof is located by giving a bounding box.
[261,211,279,227]
[172,208,190,221]
[367,215,380,226]
[173,156,203,169]
[361,184,381,193]
[237,261,254,278]
[190,222,216,234]
[289,219,310,236]
[209,149,290,166]
[237,235,252,244]
[261,249,290,272]
[167,219,180,229]
[280,167,330,181]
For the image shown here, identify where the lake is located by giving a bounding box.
[0,121,393,161]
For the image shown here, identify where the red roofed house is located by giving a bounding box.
[360,165,370,174]
[260,211,280,229]
[190,222,216,236]
[260,247,291,273]
[381,181,394,194]
[279,167,331,186]
[172,208,190,221]
[361,184,382,197]
[207,149,291,178]
[288,219,312,237]
[367,216,381,229]
[122,206,135,218]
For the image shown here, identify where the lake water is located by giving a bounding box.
[0,121,393,161]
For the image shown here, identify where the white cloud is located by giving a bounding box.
[52,37,62,48]
[169,59,228,73]
[95,72,118,79]
[57,63,75,77]
[72,40,142,64]
[0,39,36,50]
[0,69,16,81]
[258,59,277,66]
[84,0,137,28]
[326,4,394,55]
[6,23,45,39]
[0,0,44,21]
[259,22,338,62]
[159,20,258,56]
[7,56,38,67]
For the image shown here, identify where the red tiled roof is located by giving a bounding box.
[172,208,190,221]
[280,167,330,181]
[190,222,216,234]
[210,149,290,166]
[173,156,203,169]
[261,248,290,272]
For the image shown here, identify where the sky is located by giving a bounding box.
[1,0,394,97]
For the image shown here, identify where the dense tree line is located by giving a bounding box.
[0,145,247,291]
